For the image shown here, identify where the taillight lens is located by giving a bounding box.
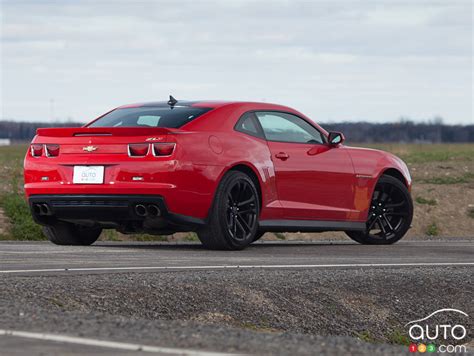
[31,144,43,157]
[153,143,175,156]
[128,143,149,157]
[45,144,60,157]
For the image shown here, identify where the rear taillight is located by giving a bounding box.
[128,143,149,157]
[127,143,176,157]
[30,144,43,157]
[153,143,175,156]
[45,144,60,157]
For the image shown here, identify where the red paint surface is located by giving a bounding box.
[24,101,411,222]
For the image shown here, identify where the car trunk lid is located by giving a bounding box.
[35,127,179,155]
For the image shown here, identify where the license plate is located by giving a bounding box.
[73,166,104,184]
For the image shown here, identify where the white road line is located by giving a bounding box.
[0,262,473,274]
[0,329,240,355]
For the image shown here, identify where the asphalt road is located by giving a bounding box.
[0,240,473,356]
[1,240,473,274]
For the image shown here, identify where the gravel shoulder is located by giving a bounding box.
[1,266,472,355]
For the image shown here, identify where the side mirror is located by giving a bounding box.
[328,131,345,146]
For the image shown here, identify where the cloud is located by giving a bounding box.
[1,0,472,124]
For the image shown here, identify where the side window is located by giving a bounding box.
[256,112,324,144]
[137,115,161,127]
[235,112,264,138]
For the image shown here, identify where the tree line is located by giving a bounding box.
[0,120,473,143]
[321,121,474,143]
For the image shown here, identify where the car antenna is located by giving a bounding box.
[167,95,178,108]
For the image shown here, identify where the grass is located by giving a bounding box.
[100,229,168,241]
[132,234,168,242]
[468,207,474,219]
[100,229,121,241]
[183,232,199,242]
[401,147,473,164]
[357,330,377,343]
[419,173,474,185]
[0,145,32,240]
[49,297,65,308]
[358,328,411,346]
[425,222,440,236]
[386,329,411,346]
[0,144,28,164]
[1,191,45,240]
[274,232,286,240]
[415,196,437,206]
[357,143,474,164]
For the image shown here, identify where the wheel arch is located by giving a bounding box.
[381,168,408,187]
[226,164,263,210]
[363,167,411,222]
[212,162,263,213]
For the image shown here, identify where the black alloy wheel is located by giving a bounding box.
[197,171,260,250]
[346,175,413,244]
[226,179,258,241]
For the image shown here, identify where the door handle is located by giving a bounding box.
[275,152,289,160]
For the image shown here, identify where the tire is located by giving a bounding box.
[345,175,413,245]
[43,223,102,246]
[197,171,260,250]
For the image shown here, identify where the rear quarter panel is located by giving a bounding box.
[183,103,288,219]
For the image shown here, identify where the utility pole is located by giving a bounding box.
[49,98,55,121]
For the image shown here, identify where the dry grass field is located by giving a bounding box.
[362,144,474,238]
[0,143,473,241]
[275,143,474,240]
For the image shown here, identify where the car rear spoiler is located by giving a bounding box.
[36,127,181,137]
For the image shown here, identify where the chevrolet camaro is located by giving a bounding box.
[24,97,413,250]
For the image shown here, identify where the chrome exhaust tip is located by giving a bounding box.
[147,204,161,217]
[33,204,42,215]
[40,204,51,215]
[33,203,51,216]
[135,204,148,217]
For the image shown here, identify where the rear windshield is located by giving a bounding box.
[88,106,212,128]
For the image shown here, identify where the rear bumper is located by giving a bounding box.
[28,195,205,232]
[24,163,219,220]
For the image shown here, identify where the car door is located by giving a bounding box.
[255,111,357,221]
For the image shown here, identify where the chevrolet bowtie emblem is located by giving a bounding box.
[83,146,97,152]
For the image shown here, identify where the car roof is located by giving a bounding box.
[116,100,295,111]
[98,100,327,136]
[117,100,231,109]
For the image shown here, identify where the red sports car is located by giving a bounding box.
[24,97,413,250]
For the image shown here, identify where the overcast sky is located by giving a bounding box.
[1,0,472,124]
